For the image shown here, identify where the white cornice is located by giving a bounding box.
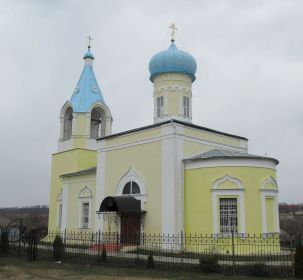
[98,122,247,153]
[185,158,277,170]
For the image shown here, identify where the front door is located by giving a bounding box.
[120,213,140,244]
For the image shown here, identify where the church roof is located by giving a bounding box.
[70,48,105,112]
[98,119,247,141]
[185,149,279,164]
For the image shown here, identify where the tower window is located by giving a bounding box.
[122,181,140,195]
[219,198,238,234]
[63,107,73,140]
[183,96,190,118]
[91,107,103,139]
[156,97,164,117]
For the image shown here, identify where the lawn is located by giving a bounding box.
[0,258,293,280]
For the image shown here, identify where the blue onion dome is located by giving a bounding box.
[83,47,94,60]
[149,42,197,82]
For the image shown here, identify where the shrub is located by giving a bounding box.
[52,235,64,262]
[146,253,155,269]
[100,245,107,264]
[250,262,268,277]
[295,238,303,278]
[0,230,9,257]
[199,255,218,273]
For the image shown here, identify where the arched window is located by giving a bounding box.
[63,107,73,140]
[122,181,140,195]
[91,107,103,139]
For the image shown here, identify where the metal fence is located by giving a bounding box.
[0,228,296,278]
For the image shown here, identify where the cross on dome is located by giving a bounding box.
[87,35,93,49]
[169,23,177,42]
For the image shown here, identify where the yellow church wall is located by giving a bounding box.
[64,173,96,231]
[74,114,88,136]
[48,149,97,231]
[102,140,162,233]
[167,92,179,116]
[184,165,279,254]
[184,166,276,235]
[183,127,245,150]
[183,141,217,159]
[103,128,162,147]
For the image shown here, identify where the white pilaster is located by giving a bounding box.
[95,142,106,231]
[61,183,69,230]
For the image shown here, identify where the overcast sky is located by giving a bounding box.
[0,0,302,207]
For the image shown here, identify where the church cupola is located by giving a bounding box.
[149,24,197,123]
[58,39,113,152]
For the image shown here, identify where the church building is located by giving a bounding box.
[48,29,280,240]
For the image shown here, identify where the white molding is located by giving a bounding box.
[89,101,113,121]
[115,166,147,209]
[57,189,63,201]
[64,178,96,184]
[211,175,246,234]
[59,101,73,119]
[185,158,277,170]
[212,174,244,190]
[79,186,93,198]
[261,176,278,190]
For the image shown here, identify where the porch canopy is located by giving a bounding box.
[97,196,141,214]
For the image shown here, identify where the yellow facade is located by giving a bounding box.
[48,149,96,231]
[184,166,277,235]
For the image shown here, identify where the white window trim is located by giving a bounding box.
[78,187,93,229]
[211,175,246,235]
[116,167,147,210]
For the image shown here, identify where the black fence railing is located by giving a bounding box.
[0,228,297,278]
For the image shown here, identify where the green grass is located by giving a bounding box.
[0,258,293,280]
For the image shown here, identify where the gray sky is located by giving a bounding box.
[0,0,302,207]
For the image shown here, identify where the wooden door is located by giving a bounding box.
[120,214,140,244]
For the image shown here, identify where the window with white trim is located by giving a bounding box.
[82,202,89,229]
[183,96,190,118]
[122,181,140,195]
[219,198,238,234]
[156,96,164,117]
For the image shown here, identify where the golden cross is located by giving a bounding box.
[87,35,93,48]
[169,23,177,42]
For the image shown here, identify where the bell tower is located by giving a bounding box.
[58,43,112,152]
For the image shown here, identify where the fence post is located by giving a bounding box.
[98,230,101,265]
[291,235,295,278]
[18,219,22,258]
[180,230,183,252]
[63,229,67,263]
[231,230,235,276]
